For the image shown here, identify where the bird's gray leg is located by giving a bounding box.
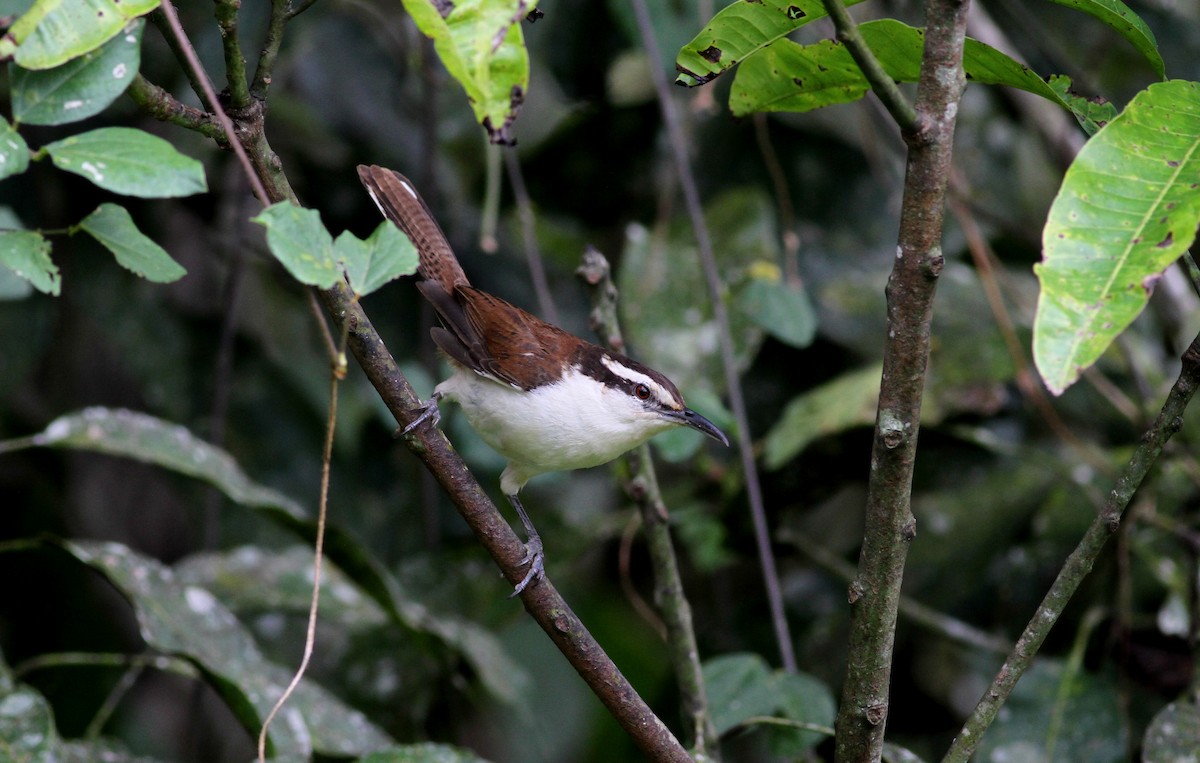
[507,493,545,596]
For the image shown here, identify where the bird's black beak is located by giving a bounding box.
[677,407,730,447]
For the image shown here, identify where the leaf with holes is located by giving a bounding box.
[675,0,868,86]
[0,230,58,295]
[398,0,537,144]
[1034,80,1200,395]
[729,20,1114,134]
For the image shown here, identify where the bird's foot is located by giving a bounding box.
[510,536,545,597]
[397,396,442,436]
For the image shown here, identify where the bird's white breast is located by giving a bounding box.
[436,365,678,492]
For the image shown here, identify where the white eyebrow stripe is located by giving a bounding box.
[600,355,675,404]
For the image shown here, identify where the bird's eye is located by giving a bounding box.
[634,383,651,400]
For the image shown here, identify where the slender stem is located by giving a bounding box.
[213,0,251,109]
[941,332,1200,763]
[256,326,345,762]
[504,148,559,324]
[833,0,970,758]
[155,0,270,206]
[251,0,292,100]
[629,0,798,674]
[820,0,918,132]
[577,248,720,758]
[753,113,801,283]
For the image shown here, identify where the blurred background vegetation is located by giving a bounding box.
[2,0,1199,760]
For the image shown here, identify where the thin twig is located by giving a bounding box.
[629,0,798,675]
[126,75,224,142]
[942,331,1200,763]
[820,0,918,132]
[504,148,559,323]
[753,113,801,283]
[257,327,346,762]
[251,0,291,100]
[213,0,251,108]
[156,0,271,206]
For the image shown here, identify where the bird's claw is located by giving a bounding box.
[510,537,545,597]
[397,397,441,436]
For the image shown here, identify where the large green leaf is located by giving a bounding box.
[76,203,186,282]
[43,127,207,197]
[0,230,58,295]
[398,0,537,144]
[57,540,392,758]
[729,20,1115,134]
[252,202,340,288]
[10,0,158,70]
[10,18,141,125]
[675,0,868,86]
[6,408,527,706]
[1049,0,1164,80]
[0,118,31,179]
[1034,80,1200,395]
[762,364,883,470]
[703,651,834,753]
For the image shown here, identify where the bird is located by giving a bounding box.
[357,164,729,594]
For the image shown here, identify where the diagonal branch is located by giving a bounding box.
[942,331,1200,763]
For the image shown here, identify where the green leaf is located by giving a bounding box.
[0,118,31,179]
[736,272,817,348]
[27,407,306,517]
[729,20,1114,134]
[10,18,142,126]
[0,230,59,295]
[57,540,393,758]
[1143,701,1200,763]
[77,203,186,282]
[675,0,868,86]
[1048,0,1164,80]
[12,0,159,70]
[397,0,536,144]
[1034,80,1200,395]
[252,202,340,288]
[703,653,777,734]
[762,364,882,469]
[7,408,528,707]
[765,671,836,755]
[335,221,419,297]
[43,127,207,197]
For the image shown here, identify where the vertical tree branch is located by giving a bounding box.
[942,331,1200,763]
[830,0,970,760]
[578,248,720,758]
